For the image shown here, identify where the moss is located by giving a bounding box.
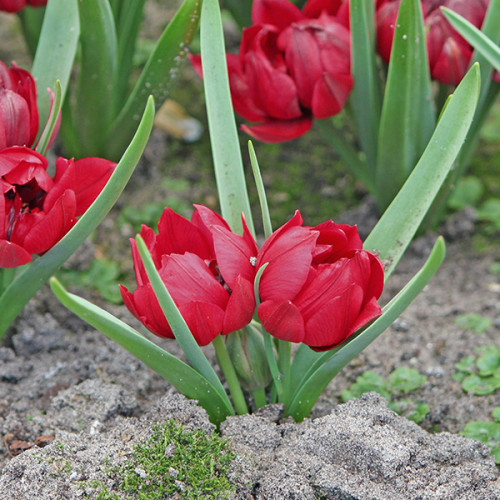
[88,419,235,499]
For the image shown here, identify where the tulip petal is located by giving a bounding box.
[223,276,256,334]
[0,90,31,149]
[179,300,225,346]
[304,284,364,351]
[252,0,303,29]
[349,295,382,335]
[311,72,353,119]
[0,239,32,268]
[22,189,76,255]
[258,299,305,343]
[156,207,212,260]
[212,225,256,287]
[241,116,313,143]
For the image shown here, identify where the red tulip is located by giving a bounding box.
[120,205,258,346]
[0,146,115,268]
[0,0,46,13]
[376,0,490,85]
[190,0,352,143]
[256,211,384,351]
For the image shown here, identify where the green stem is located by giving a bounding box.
[277,340,291,404]
[316,118,375,195]
[212,335,248,415]
[252,388,267,409]
[0,268,17,297]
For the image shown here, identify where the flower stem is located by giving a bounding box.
[212,335,248,415]
[277,340,291,404]
[252,388,267,409]
[0,268,17,297]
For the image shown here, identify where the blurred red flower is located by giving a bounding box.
[0,146,115,268]
[0,0,46,13]
[376,0,491,85]
[191,0,352,143]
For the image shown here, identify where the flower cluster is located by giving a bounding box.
[121,205,384,352]
[0,0,46,13]
[376,0,491,86]
[0,61,115,268]
[191,0,353,143]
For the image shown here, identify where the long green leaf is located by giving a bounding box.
[200,0,254,236]
[0,97,155,339]
[365,64,480,279]
[31,0,79,132]
[18,6,45,57]
[376,0,435,209]
[106,0,201,160]
[286,237,446,421]
[134,235,233,412]
[222,0,252,28]
[49,278,233,425]
[350,0,381,173]
[75,0,118,156]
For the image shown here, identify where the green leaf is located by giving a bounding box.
[455,355,476,374]
[106,0,201,160]
[341,371,391,401]
[476,199,500,228]
[388,367,427,394]
[492,407,500,423]
[364,64,480,279]
[455,313,492,334]
[222,0,252,28]
[446,176,484,210]
[476,347,500,377]
[375,0,435,209]
[49,278,233,426]
[35,80,62,155]
[134,235,232,411]
[349,0,381,173]
[285,236,446,421]
[200,0,254,236]
[17,6,45,57]
[462,420,500,445]
[442,6,500,73]
[462,374,500,395]
[31,0,79,132]
[0,97,155,340]
[74,0,118,156]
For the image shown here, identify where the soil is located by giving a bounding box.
[1,3,499,498]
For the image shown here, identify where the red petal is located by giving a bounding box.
[241,116,313,143]
[179,301,225,346]
[0,239,31,268]
[349,296,382,335]
[73,157,116,214]
[311,72,353,119]
[258,299,305,343]
[252,0,303,29]
[23,189,76,255]
[302,0,343,18]
[156,207,212,260]
[223,276,256,334]
[0,90,31,149]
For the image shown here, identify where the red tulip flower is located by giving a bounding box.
[0,0,46,13]
[376,0,490,86]
[120,205,258,346]
[0,146,115,268]
[0,62,39,150]
[190,0,352,143]
[256,211,384,351]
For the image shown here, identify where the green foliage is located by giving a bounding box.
[447,176,484,211]
[476,199,500,229]
[341,367,429,423]
[455,313,492,334]
[455,346,500,395]
[490,261,500,276]
[461,407,500,464]
[88,420,235,499]
[57,258,123,304]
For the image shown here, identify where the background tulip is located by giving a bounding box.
[120,205,257,346]
[376,0,490,85]
[0,0,46,13]
[257,211,384,351]
[0,146,115,268]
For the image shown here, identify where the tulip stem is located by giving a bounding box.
[0,268,17,297]
[212,335,249,415]
[252,388,267,409]
[277,340,291,403]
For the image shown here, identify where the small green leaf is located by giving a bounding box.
[476,199,500,228]
[388,367,427,394]
[462,420,500,446]
[462,374,500,395]
[389,399,429,423]
[492,407,500,423]
[455,313,492,334]
[455,355,476,374]
[341,371,391,402]
[35,80,62,155]
[476,347,500,377]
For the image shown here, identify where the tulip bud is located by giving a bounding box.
[226,327,272,391]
